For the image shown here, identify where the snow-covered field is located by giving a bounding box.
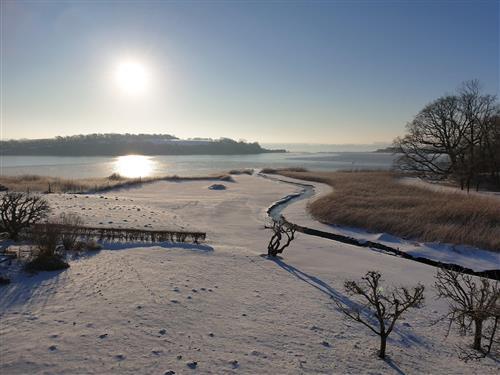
[1,175,498,374]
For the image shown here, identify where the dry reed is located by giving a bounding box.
[0,173,233,194]
[276,170,500,252]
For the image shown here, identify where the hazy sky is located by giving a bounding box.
[1,0,498,143]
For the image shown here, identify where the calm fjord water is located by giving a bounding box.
[0,152,397,178]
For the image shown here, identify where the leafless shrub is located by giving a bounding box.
[0,192,50,240]
[30,223,62,257]
[58,212,84,250]
[434,268,499,360]
[335,270,425,359]
[267,218,297,257]
[26,222,69,271]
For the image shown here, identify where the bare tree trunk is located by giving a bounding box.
[379,335,387,359]
[473,319,483,351]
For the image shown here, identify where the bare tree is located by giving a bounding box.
[335,271,425,359]
[394,80,499,191]
[267,217,297,257]
[394,95,467,179]
[434,268,499,359]
[458,80,499,191]
[0,192,50,240]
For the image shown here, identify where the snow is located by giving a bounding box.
[1,175,499,374]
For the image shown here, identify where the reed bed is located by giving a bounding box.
[276,170,500,252]
[0,173,234,194]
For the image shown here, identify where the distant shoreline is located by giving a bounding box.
[0,134,286,156]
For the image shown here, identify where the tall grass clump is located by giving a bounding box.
[277,170,500,252]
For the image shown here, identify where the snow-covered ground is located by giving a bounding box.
[272,174,500,272]
[1,175,499,374]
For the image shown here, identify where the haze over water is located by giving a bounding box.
[0,152,396,179]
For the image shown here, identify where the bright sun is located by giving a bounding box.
[114,61,150,95]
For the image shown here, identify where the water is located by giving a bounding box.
[0,152,397,179]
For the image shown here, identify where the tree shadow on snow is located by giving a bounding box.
[269,257,430,352]
[101,241,214,252]
[0,268,67,311]
[385,357,406,375]
[71,241,214,261]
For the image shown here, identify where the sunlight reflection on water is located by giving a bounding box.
[113,155,155,178]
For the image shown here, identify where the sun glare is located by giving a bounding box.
[114,155,154,178]
[114,61,150,95]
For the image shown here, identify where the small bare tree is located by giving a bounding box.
[267,217,296,257]
[0,192,50,240]
[434,268,499,360]
[335,271,425,359]
[26,222,69,271]
[31,223,63,257]
[58,212,84,250]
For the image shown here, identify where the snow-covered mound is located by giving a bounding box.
[208,183,227,190]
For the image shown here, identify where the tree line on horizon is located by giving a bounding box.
[393,80,500,191]
[0,133,284,156]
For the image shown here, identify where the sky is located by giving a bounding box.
[1,0,498,144]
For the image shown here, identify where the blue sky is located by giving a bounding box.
[1,0,498,143]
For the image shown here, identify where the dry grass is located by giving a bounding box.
[0,173,234,194]
[276,170,500,252]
